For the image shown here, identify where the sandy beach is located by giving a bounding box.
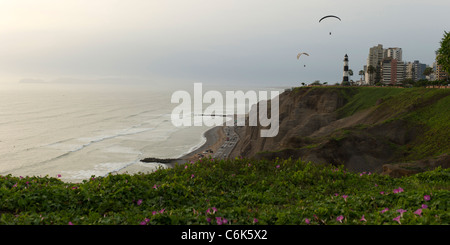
[167,125,226,167]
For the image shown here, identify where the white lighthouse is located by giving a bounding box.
[342,54,349,84]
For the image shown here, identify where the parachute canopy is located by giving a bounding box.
[297,52,309,59]
[319,15,341,22]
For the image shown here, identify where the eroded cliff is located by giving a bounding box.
[230,87,450,176]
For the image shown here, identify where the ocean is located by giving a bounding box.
[0,83,214,183]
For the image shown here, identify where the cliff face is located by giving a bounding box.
[230,87,450,176]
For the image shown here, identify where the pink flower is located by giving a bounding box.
[342,195,348,201]
[397,209,407,216]
[393,216,401,224]
[191,174,195,178]
[380,208,389,214]
[336,215,344,223]
[253,218,258,224]
[305,218,310,224]
[57,174,62,178]
[424,195,431,201]
[276,165,280,169]
[216,217,223,225]
[68,222,73,225]
[206,217,211,223]
[159,209,165,214]
[360,215,366,222]
[139,218,150,225]
[414,208,422,216]
[380,191,385,195]
[212,207,218,213]
[421,204,428,209]
[137,199,143,205]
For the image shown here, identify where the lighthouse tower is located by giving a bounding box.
[342,54,349,84]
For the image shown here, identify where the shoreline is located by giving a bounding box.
[165,125,226,167]
[115,124,232,176]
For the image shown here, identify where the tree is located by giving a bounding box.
[437,31,450,75]
[423,67,433,77]
[348,69,354,81]
[359,70,365,82]
[301,82,306,86]
[311,80,321,86]
[367,65,375,85]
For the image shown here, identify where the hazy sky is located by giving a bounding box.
[0,0,449,87]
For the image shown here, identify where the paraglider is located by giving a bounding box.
[297,52,309,59]
[319,15,341,35]
[297,52,309,67]
[319,15,341,23]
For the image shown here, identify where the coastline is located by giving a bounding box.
[166,125,226,167]
[116,126,227,176]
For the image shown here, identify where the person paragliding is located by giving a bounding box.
[297,52,309,67]
[319,15,341,35]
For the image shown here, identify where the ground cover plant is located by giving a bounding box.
[0,157,448,225]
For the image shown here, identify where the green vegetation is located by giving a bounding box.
[1,158,448,225]
[437,31,450,75]
[336,87,405,118]
[335,87,450,161]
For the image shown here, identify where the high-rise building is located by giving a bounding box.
[364,45,409,85]
[365,44,384,85]
[381,57,405,85]
[436,63,448,81]
[435,53,448,81]
[405,60,427,81]
[384,47,403,61]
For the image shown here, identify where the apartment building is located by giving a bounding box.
[381,57,405,85]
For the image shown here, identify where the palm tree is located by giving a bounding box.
[359,70,364,82]
[348,69,354,83]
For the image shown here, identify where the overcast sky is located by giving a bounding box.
[0,0,448,88]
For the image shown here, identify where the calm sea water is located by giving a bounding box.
[0,83,213,183]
